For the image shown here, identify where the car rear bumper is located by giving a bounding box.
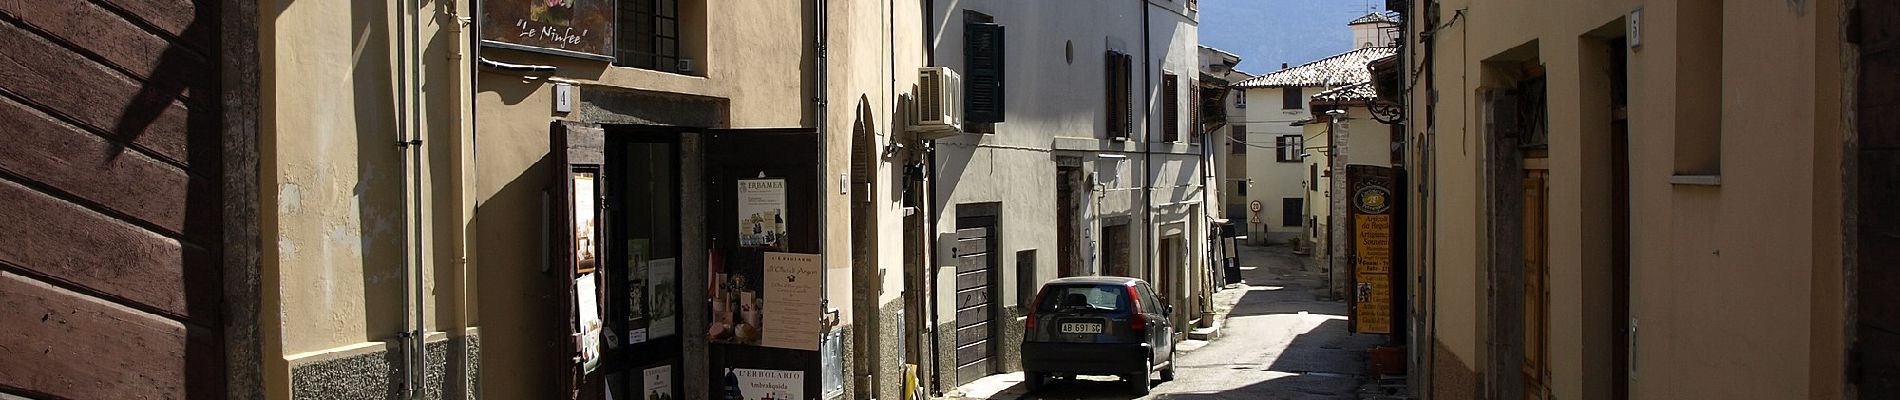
[1021,341,1150,375]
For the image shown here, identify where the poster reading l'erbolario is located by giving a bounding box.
[734,369,803,400]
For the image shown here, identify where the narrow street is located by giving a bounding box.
[949,243,1386,400]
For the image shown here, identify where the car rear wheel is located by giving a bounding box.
[1129,358,1153,395]
[1160,347,1177,382]
[1025,371,1046,393]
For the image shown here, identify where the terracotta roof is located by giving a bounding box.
[1311,82,1378,103]
[1349,12,1399,25]
[1230,46,1397,88]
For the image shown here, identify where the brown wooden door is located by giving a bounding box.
[1057,166,1082,277]
[1522,169,1550,400]
[952,225,996,384]
[1859,0,1900,395]
[0,0,231,397]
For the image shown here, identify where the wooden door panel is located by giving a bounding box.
[1522,170,1549,399]
[1862,0,1900,395]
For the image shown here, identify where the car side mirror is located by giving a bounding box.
[1164,304,1173,316]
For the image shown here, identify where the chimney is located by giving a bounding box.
[1281,63,1289,70]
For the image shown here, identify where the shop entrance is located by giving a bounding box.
[603,134,686,400]
[551,124,829,400]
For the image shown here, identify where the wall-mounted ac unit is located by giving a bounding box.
[909,67,963,140]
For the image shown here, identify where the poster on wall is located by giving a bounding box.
[643,365,674,400]
[736,179,788,250]
[478,0,614,60]
[731,369,804,400]
[574,172,599,274]
[647,258,678,339]
[761,252,822,351]
[576,273,603,373]
[628,239,650,329]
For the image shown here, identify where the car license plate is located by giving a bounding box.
[1060,322,1103,334]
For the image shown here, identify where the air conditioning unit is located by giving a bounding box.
[909,67,963,139]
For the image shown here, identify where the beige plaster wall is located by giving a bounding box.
[262,0,474,397]
[1408,0,1846,398]
[1243,87,1317,241]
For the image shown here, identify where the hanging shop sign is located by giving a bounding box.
[1347,165,1396,334]
[479,0,615,61]
[736,179,789,250]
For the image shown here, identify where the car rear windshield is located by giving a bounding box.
[1034,284,1131,313]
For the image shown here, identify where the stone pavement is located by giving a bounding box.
[943,243,1390,400]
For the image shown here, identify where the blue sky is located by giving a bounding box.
[1199,0,1383,75]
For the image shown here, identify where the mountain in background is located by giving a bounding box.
[1199,0,1382,75]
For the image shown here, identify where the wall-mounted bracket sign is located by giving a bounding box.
[480,0,615,61]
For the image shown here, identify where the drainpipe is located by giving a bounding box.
[410,0,430,396]
[812,0,836,394]
[922,0,945,393]
[393,0,428,397]
[1138,0,1154,295]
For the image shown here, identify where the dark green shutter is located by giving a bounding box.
[965,23,1005,124]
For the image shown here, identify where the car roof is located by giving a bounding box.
[1042,276,1144,286]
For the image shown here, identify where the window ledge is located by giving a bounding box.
[1668,174,1722,186]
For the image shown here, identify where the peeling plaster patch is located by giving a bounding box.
[281,183,304,214]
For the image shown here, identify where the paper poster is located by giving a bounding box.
[576,273,602,372]
[734,369,804,400]
[628,328,648,345]
[736,179,788,249]
[628,239,650,327]
[647,258,678,339]
[643,365,673,400]
[574,172,599,274]
[762,252,823,351]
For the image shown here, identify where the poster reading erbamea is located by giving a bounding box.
[736,179,787,249]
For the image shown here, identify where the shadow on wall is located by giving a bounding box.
[474,155,563,399]
[352,0,407,372]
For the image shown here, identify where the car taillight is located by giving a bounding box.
[1026,288,1048,330]
[1126,285,1146,332]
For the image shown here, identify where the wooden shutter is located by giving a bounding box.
[1109,53,1124,137]
[1162,74,1179,142]
[1105,52,1122,139]
[1283,87,1303,110]
[965,23,1006,124]
[1231,125,1247,154]
[1190,80,1202,142]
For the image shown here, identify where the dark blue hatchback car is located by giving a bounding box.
[1020,276,1175,395]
